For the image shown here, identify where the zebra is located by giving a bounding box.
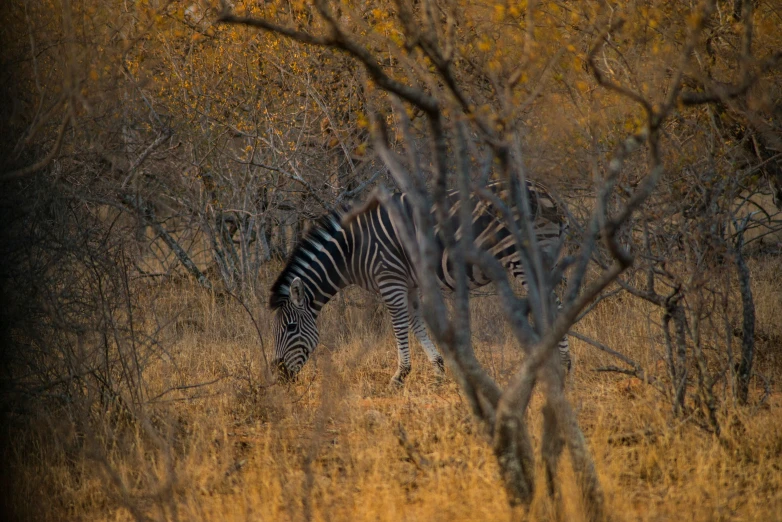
[269,181,571,385]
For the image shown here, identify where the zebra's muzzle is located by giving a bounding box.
[273,359,298,383]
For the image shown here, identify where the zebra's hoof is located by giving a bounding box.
[389,375,406,387]
[433,356,445,374]
[390,365,411,387]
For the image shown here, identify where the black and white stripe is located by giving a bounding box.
[269,181,571,384]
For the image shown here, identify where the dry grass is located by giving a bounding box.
[3,258,782,522]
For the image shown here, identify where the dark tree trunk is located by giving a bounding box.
[735,234,755,405]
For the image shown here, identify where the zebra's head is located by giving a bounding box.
[271,277,318,381]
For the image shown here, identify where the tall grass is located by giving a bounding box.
[2,257,781,522]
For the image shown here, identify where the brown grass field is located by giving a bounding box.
[3,257,782,522]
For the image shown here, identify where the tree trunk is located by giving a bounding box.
[735,235,755,405]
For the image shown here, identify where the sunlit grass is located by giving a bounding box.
[4,258,781,522]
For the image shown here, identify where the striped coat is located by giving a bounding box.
[269,181,570,384]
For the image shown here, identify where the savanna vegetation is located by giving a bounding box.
[1,0,781,520]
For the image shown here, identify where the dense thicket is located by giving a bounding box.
[1,1,781,520]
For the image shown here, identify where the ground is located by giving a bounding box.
[4,259,782,522]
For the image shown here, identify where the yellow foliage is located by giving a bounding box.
[492,5,505,23]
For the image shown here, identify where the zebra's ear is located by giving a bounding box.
[289,277,305,307]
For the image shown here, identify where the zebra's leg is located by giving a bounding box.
[408,289,445,375]
[379,281,413,385]
[514,270,572,373]
[552,294,572,373]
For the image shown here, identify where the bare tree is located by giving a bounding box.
[580,0,782,430]
[215,0,758,515]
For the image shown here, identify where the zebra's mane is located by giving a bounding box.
[269,206,349,310]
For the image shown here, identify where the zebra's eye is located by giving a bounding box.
[286,322,297,332]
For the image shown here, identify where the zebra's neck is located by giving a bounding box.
[269,211,359,317]
[269,180,566,316]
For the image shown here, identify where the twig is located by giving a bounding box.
[606,429,656,445]
[224,288,270,374]
[289,371,318,404]
[335,168,385,206]
[148,377,225,402]
[575,287,624,322]
[594,365,639,377]
[2,111,71,182]
[396,423,430,470]
[751,370,772,414]
[121,131,172,188]
[570,330,650,381]
[218,4,439,114]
